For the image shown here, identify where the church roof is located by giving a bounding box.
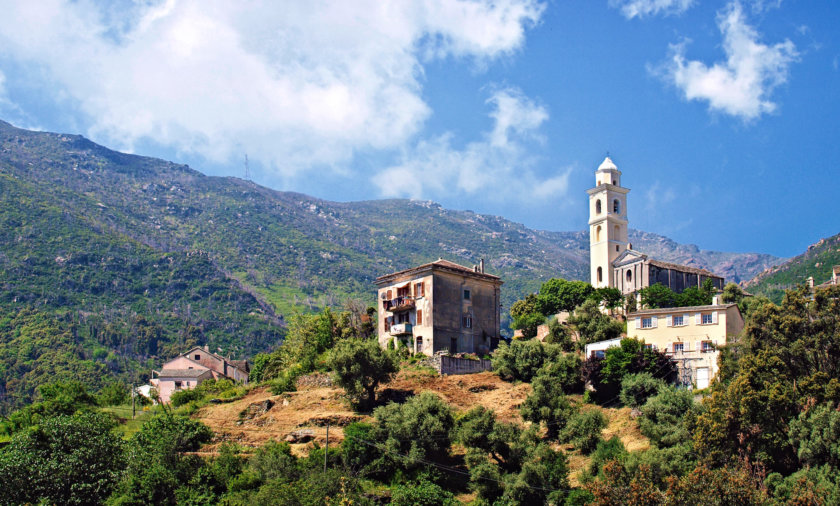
[597,156,618,171]
[611,249,723,279]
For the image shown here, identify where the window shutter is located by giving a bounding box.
[695,313,701,325]
[712,312,718,324]
[416,310,422,326]
[685,314,690,325]
[651,316,658,328]
[666,315,672,327]
[635,317,640,329]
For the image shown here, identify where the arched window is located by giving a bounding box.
[626,270,632,282]
[596,200,602,214]
[613,199,620,213]
[597,267,603,283]
[614,225,620,240]
[595,225,602,242]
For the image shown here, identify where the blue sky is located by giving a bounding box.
[0,0,836,258]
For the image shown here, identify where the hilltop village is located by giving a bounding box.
[4,155,840,505]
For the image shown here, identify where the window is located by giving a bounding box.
[673,342,684,353]
[174,381,182,389]
[416,336,423,353]
[415,282,425,297]
[416,310,423,326]
[616,245,619,252]
[186,381,190,387]
[450,338,458,354]
[641,317,653,328]
[386,289,392,300]
[672,315,684,326]
[644,343,653,350]
[596,199,602,214]
[194,354,201,361]
[463,315,472,328]
[701,313,714,325]
[613,199,620,213]
[626,270,632,282]
[597,266,603,283]
[463,289,471,300]
[701,341,714,352]
[595,225,602,242]
[593,350,606,359]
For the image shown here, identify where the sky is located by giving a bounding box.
[0,0,837,258]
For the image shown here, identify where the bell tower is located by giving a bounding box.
[587,156,630,288]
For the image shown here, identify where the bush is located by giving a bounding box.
[619,372,665,408]
[520,369,577,440]
[588,436,627,477]
[170,387,204,407]
[563,410,607,454]
[789,403,840,469]
[391,477,458,506]
[269,367,301,395]
[97,381,130,406]
[638,385,696,449]
[372,392,454,469]
[493,339,561,382]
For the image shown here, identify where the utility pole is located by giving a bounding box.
[324,422,329,473]
[132,382,136,419]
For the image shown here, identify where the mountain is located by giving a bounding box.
[744,232,840,302]
[0,119,783,406]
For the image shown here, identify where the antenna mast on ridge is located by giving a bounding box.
[244,154,251,181]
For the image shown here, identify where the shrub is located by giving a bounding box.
[391,477,458,506]
[372,392,454,469]
[520,369,577,440]
[170,387,204,407]
[588,436,627,477]
[619,372,665,408]
[563,410,607,454]
[638,385,696,449]
[328,338,398,411]
[492,339,561,382]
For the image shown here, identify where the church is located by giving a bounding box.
[587,157,724,295]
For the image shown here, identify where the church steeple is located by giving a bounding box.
[587,156,630,288]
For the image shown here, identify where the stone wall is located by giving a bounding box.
[430,352,492,375]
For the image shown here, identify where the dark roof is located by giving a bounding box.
[158,368,212,379]
[376,259,501,285]
[647,259,722,278]
[230,360,250,372]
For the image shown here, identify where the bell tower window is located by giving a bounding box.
[596,200,602,214]
[597,267,603,283]
[595,225,602,242]
[613,199,620,213]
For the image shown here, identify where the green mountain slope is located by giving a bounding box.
[0,119,784,407]
[744,232,840,302]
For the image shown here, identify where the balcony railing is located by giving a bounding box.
[389,323,413,336]
[384,296,415,312]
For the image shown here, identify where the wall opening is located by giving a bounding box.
[596,199,602,214]
[597,266,603,283]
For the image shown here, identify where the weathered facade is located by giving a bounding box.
[588,156,725,295]
[150,345,250,403]
[375,259,502,356]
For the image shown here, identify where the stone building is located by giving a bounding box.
[375,259,502,356]
[150,345,249,403]
[588,156,724,295]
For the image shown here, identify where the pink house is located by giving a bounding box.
[150,345,250,403]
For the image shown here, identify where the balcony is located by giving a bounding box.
[384,296,415,312]
[389,323,413,336]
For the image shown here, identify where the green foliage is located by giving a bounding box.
[638,385,696,449]
[694,285,840,473]
[97,381,130,406]
[372,392,455,470]
[537,278,595,315]
[328,338,398,411]
[788,403,840,469]
[619,372,665,408]
[567,299,623,348]
[544,318,575,351]
[587,436,628,478]
[500,443,570,505]
[512,311,546,339]
[563,410,606,454]
[0,411,126,505]
[510,293,540,320]
[541,352,584,394]
[390,477,458,506]
[520,368,578,440]
[582,338,677,404]
[591,287,623,310]
[492,339,561,382]
[638,282,714,310]
[169,388,204,407]
[1,380,98,435]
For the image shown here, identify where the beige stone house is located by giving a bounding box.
[375,259,502,356]
[588,157,724,295]
[150,345,249,403]
[585,302,744,389]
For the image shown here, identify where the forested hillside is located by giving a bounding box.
[745,232,840,302]
[0,119,782,407]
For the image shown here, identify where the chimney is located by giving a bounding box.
[480,258,485,273]
[807,276,814,289]
[204,344,209,352]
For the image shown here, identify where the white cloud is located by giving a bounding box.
[609,0,694,19]
[0,0,544,175]
[662,1,798,120]
[373,87,570,202]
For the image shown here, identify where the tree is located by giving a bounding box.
[390,477,458,506]
[563,410,607,454]
[492,339,561,382]
[567,299,623,348]
[501,443,570,505]
[512,311,545,339]
[582,338,677,404]
[788,403,840,469]
[638,283,676,309]
[510,293,540,320]
[537,278,595,315]
[619,373,665,408]
[372,392,455,470]
[638,385,696,449]
[328,338,398,411]
[520,368,577,440]
[592,287,624,311]
[0,411,126,505]
[544,318,575,351]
